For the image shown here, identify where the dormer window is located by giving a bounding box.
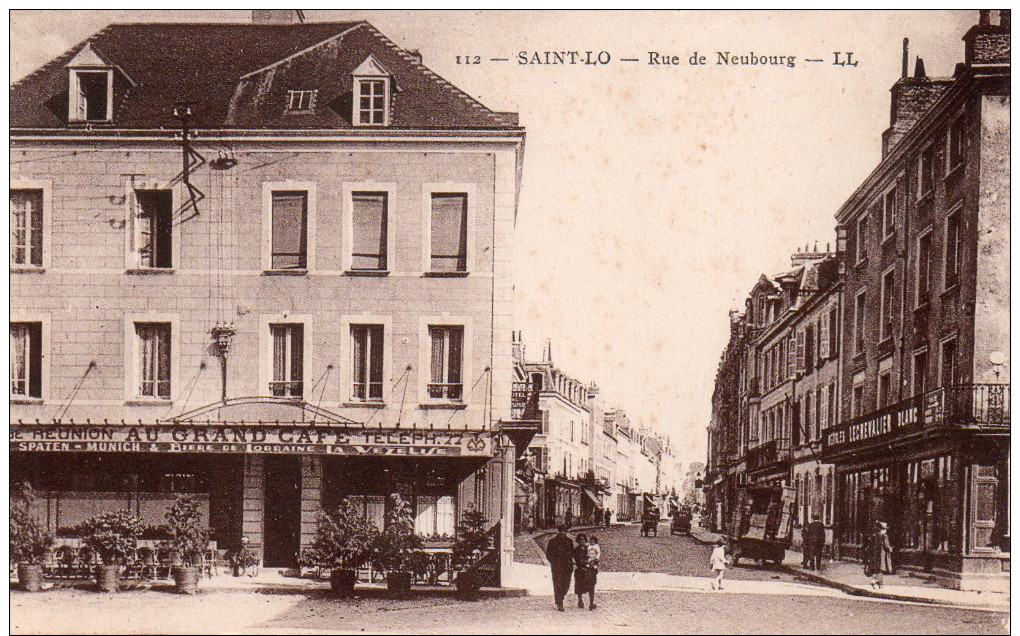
[286,89,317,113]
[66,43,116,123]
[352,55,392,126]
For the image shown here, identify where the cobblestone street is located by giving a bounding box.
[534,523,798,582]
[11,587,1008,635]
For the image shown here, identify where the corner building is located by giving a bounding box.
[9,19,528,581]
[824,13,1009,591]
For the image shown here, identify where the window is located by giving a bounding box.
[917,230,932,306]
[828,383,836,427]
[882,187,897,239]
[351,325,384,401]
[430,193,468,272]
[855,215,868,264]
[945,211,962,288]
[271,191,308,269]
[828,307,839,360]
[286,89,317,113]
[913,349,929,397]
[136,323,171,399]
[852,385,865,418]
[270,324,304,397]
[10,322,42,398]
[10,190,43,267]
[414,495,455,537]
[356,79,388,125]
[940,338,957,387]
[948,116,966,171]
[854,291,866,355]
[70,70,111,122]
[878,370,892,409]
[880,268,895,342]
[351,192,388,270]
[132,190,173,268]
[428,326,463,400]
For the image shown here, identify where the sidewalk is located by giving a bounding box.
[689,526,1009,611]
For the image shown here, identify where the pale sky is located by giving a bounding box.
[9,10,977,469]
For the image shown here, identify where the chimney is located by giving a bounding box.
[252,9,305,24]
[963,9,1011,68]
[881,46,953,157]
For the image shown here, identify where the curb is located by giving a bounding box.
[777,565,1009,611]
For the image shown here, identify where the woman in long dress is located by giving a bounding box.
[573,533,596,610]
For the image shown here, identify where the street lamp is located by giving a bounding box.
[210,323,236,402]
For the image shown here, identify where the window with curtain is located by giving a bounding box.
[10,322,42,398]
[415,496,438,536]
[351,192,387,270]
[10,189,43,267]
[351,324,383,401]
[136,323,171,399]
[271,191,308,269]
[430,193,468,272]
[271,324,303,397]
[428,326,463,400]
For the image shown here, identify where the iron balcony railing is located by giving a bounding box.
[824,383,1010,456]
[922,383,1010,429]
[746,437,790,472]
[510,381,541,421]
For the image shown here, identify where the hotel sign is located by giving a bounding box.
[823,400,919,455]
[9,424,493,457]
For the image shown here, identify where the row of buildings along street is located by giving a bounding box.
[705,10,1009,594]
[9,9,687,591]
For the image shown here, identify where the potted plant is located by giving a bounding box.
[301,499,378,596]
[10,483,54,592]
[452,507,490,600]
[164,496,210,594]
[226,538,259,577]
[373,494,421,597]
[77,510,143,592]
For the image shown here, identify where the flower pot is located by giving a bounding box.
[329,569,357,597]
[18,564,44,592]
[172,565,201,595]
[386,571,412,597]
[96,564,121,593]
[455,571,481,601]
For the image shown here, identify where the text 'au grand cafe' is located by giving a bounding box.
[10,13,539,579]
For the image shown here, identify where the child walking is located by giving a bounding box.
[709,539,729,590]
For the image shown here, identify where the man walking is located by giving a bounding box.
[806,514,826,570]
[546,525,575,611]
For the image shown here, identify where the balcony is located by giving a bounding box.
[823,384,1010,458]
[501,381,542,457]
[746,437,790,473]
[922,384,1010,430]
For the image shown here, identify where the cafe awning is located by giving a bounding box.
[582,488,601,506]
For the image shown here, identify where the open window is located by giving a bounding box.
[66,43,115,123]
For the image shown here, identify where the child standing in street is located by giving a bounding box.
[709,539,729,590]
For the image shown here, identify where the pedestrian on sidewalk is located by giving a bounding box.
[546,525,575,611]
[865,521,893,589]
[573,533,597,610]
[604,509,612,527]
[587,536,600,610]
[806,514,826,571]
[709,538,729,590]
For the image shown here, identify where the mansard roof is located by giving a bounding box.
[11,21,518,131]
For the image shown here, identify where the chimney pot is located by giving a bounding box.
[979,9,992,26]
[914,56,927,78]
[901,38,909,78]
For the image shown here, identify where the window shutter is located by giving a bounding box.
[819,386,828,433]
[820,315,830,362]
[796,329,805,373]
[829,308,839,360]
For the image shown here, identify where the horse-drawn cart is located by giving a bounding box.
[725,485,796,567]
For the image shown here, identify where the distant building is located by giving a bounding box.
[707,12,1009,591]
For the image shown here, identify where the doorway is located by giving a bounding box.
[263,455,302,568]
